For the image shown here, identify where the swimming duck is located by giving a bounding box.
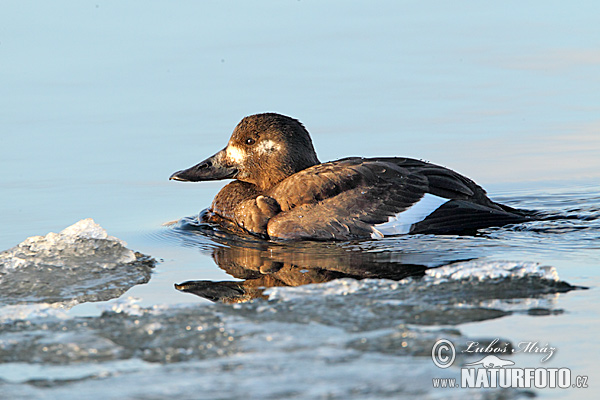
[170,113,531,240]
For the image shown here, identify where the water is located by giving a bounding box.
[1,1,600,399]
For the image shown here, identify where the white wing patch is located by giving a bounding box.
[371,194,449,238]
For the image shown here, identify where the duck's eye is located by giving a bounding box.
[245,138,256,146]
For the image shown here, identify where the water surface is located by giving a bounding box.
[1,1,599,399]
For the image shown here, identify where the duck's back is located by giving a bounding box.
[265,157,530,240]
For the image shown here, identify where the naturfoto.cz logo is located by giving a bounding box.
[431,339,589,390]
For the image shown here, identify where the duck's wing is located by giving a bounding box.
[377,157,495,206]
[265,158,425,239]
[266,157,529,240]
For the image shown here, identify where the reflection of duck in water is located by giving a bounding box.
[173,230,469,303]
[170,219,580,304]
[170,113,533,240]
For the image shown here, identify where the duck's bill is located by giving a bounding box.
[169,150,238,182]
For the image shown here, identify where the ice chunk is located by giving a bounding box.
[0,303,71,323]
[424,260,560,282]
[0,218,136,270]
[263,260,576,322]
[0,219,155,306]
[265,261,563,303]
[59,218,126,244]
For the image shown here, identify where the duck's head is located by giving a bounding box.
[170,113,320,191]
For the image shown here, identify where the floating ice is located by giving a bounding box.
[266,261,563,302]
[264,260,576,320]
[0,303,71,323]
[266,278,400,302]
[59,218,128,244]
[0,218,136,271]
[0,219,155,306]
[0,259,578,400]
[423,260,560,282]
[0,359,158,385]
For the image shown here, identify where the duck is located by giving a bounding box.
[170,113,532,240]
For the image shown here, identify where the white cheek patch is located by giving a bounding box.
[371,194,449,238]
[256,139,281,155]
[226,145,245,163]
